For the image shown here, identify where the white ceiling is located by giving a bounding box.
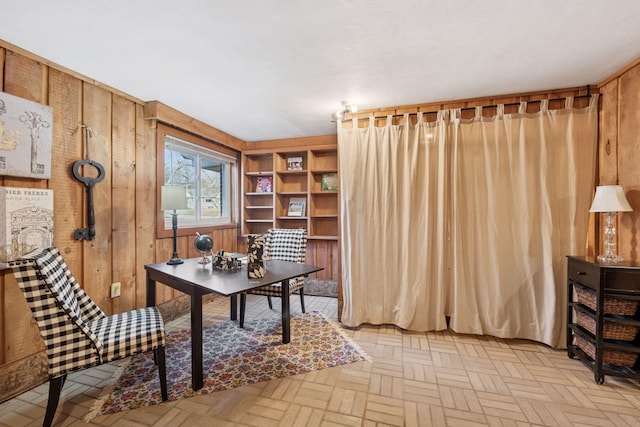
[2,1,640,142]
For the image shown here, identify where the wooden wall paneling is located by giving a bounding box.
[111,95,137,314]
[599,81,619,185]
[592,80,620,257]
[48,69,83,275]
[154,237,182,303]
[617,63,640,262]
[312,240,331,280]
[2,52,48,364]
[0,46,5,365]
[305,240,316,279]
[135,106,156,309]
[81,83,113,312]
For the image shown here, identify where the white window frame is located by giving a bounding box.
[156,124,239,239]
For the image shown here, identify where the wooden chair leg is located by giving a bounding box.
[299,287,305,313]
[43,375,65,427]
[267,296,273,310]
[240,293,246,328]
[155,346,168,401]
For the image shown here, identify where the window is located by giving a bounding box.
[157,125,238,236]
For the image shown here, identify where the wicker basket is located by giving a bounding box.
[575,285,638,316]
[576,335,638,367]
[576,311,639,341]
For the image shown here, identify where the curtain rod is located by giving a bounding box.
[345,90,595,121]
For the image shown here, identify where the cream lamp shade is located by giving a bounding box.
[589,185,632,213]
[161,185,188,211]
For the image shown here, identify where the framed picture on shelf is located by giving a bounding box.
[321,173,338,192]
[287,156,303,170]
[255,176,273,193]
[287,197,306,217]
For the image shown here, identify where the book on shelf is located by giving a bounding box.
[287,156,303,170]
[255,176,273,193]
[287,197,306,217]
[321,173,338,192]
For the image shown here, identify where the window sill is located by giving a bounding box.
[156,222,239,239]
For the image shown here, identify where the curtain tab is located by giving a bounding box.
[565,96,573,109]
[540,99,549,112]
[519,102,526,114]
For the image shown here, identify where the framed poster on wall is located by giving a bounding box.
[0,186,54,269]
[0,91,53,179]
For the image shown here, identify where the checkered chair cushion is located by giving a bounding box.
[9,247,166,377]
[248,228,307,297]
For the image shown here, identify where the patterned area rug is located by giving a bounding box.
[86,311,369,421]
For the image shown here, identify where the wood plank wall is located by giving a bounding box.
[598,58,640,261]
[0,43,245,401]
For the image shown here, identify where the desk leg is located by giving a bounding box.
[146,275,156,307]
[281,279,290,344]
[191,292,204,391]
[230,294,237,320]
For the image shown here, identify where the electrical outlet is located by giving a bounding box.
[110,282,121,298]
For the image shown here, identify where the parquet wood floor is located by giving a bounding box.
[2,294,640,426]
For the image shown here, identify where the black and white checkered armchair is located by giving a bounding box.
[239,228,307,328]
[9,247,168,427]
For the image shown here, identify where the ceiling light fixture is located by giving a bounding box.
[332,101,358,121]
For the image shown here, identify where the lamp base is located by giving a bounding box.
[166,256,184,265]
[597,253,624,264]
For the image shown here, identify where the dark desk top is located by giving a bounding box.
[145,258,323,296]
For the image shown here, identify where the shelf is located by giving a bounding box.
[277,191,307,196]
[245,219,273,223]
[278,216,308,220]
[245,171,273,177]
[277,170,308,175]
[569,344,640,380]
[309,235,338,240]
[311,191,338,195]
[246,192,273,196]
[245,205,272,210]
[311,214,338,219]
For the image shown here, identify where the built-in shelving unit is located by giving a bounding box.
[241,146,339,240]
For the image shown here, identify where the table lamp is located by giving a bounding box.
[161,185,188,265]
[589,185,633,264]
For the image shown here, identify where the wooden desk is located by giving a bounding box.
[145,258,323,391]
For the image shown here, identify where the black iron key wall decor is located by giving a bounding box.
[72,124,106,241]
[72,159,105,240]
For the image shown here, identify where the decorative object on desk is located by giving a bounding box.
[0,187,54,270]
[287,155,303,170]
[287,197,306,217]
[194,232,214,264]
[247,234,265,278]
[255,176,273,193]
[589,185,633,264]
[86,311,370,420]
[161,185,188,265]
[321,173,338,192]
[212,250,242,271]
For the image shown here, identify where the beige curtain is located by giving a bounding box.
[338,96,598,348]
[339,112,450,331]
[449,98,597,348]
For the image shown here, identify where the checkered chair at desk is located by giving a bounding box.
[9,247,168,427]
[240,228,307,328]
